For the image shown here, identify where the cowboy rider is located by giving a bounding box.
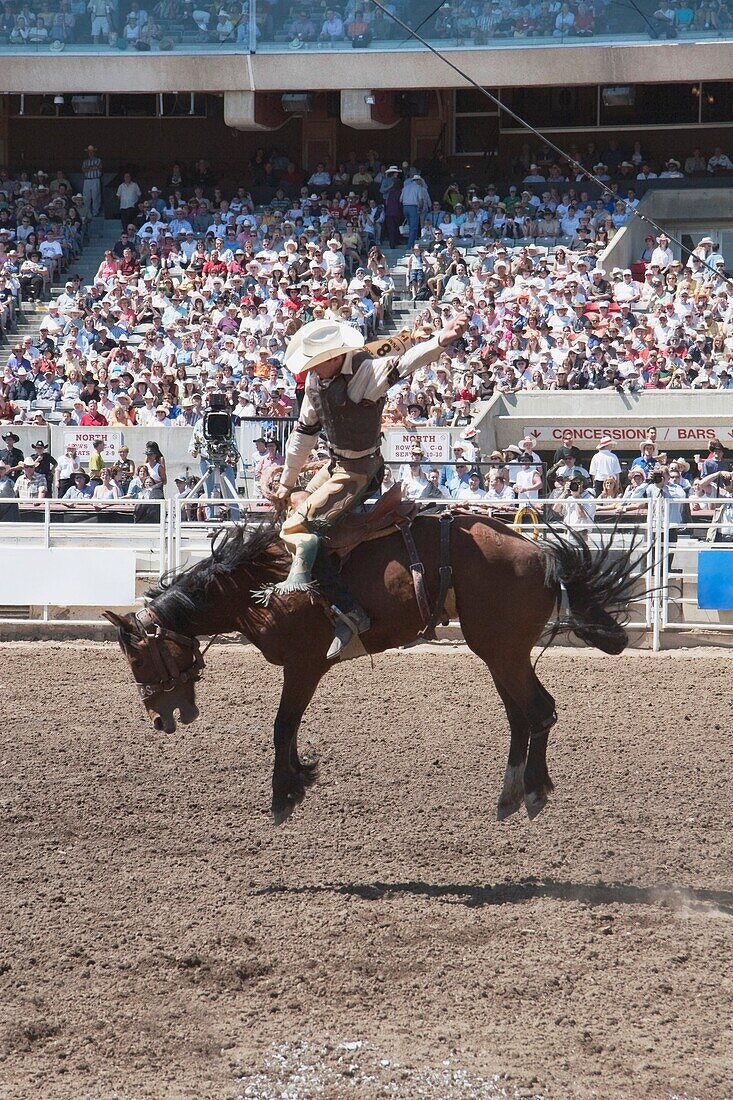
[271,311,469,659]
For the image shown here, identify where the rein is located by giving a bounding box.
[133,606,209,700]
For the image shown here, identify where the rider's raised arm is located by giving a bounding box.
[349,336,443,404]
[281,392,322,489]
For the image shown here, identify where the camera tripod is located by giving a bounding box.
[184,448,242,522]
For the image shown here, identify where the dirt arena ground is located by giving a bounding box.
[1,641,731,1100]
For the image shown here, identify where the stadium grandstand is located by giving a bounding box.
[1,0,733,633]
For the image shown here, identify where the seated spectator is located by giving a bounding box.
[456,471,487,503]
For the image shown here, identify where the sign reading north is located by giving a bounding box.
[385,431,451,462]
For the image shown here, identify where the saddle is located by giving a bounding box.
[290,482,418,559]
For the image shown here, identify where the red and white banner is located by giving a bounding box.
[63,429,122,463]
[522,425,727,447]
[386,430,451,463]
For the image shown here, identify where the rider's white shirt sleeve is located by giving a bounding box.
[346,336,442,403]
[281,391,320,489]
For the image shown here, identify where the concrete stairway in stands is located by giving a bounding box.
[3,217,119,351]
[378,245,422,337]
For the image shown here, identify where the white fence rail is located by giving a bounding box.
[0,497,731,647]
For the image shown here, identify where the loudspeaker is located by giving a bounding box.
[281,93,314,114]
[394,91,428,118]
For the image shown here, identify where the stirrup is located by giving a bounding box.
[327,606,371,661]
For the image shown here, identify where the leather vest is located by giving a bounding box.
[308,352,383,455]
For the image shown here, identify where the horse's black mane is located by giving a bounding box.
[146,522,284,631]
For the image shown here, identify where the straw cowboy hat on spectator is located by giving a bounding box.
[597,437,614,449]
[284,320,365,374]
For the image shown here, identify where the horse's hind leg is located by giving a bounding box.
[523,673,557,819]
[271,663,325,824]
[490,673,529,821]
[491,660,557,820]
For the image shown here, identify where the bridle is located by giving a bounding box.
[131,607,207,701]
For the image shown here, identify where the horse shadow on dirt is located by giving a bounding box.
[254,877,733,915]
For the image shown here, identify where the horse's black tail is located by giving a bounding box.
[541,522,645,655]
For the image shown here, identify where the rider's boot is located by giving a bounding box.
[274,531,320,595]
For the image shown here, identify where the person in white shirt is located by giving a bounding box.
[116,173,142,228]
[514,453,543,500]
[589,437,622,493]
[484,474,515,508]
[456,472,486,503]
[137,211,164,242]
[55,282,78,314]
[650,234,673,270]
[400,451,430,500]
[180,231,198,260]
[136,392,160,426]
[552,476,596,538]
[39,233,63,266]
[38,303,65,335]
[614,269,641,304]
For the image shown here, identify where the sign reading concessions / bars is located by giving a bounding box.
[64,429,122,463]
[386,430,451,462]
[521,425,724,446]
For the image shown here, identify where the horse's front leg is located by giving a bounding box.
[272,662,325,824]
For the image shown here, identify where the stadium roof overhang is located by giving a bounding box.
[2,41,733,96]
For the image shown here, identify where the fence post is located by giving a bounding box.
[644,502,654,631]
[159,499,168,579]
[652,498,663,652]
[42,499,50,622]
[661,496,670,631]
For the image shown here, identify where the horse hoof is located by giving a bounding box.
[271,800,296,825]
[496,795,523,821]
[497,764,525,820]
[524,787,550,820]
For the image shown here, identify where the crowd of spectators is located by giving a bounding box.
[1,0,729,51]
[393,429,733,544]
[1,145,733,520]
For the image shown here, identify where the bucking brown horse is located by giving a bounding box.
[104,514,639,824]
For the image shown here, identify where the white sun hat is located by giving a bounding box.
[284,320,365,374]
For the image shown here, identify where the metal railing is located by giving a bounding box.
[0,1,685,55]
[1,494,732,646]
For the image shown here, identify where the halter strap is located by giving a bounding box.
[133,607,206,700]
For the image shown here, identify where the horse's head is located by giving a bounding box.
[103,609,202,733]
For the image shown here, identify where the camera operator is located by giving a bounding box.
[551,474,597,540]
[187,391,241,521]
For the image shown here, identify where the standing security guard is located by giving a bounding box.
[272,312,468,659]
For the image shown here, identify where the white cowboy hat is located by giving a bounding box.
[597,436,614,449]
[284,320,364,374]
